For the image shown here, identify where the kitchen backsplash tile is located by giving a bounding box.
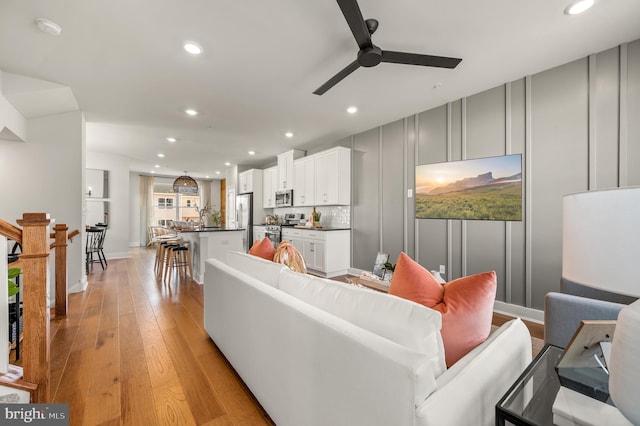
[273,206,350,228]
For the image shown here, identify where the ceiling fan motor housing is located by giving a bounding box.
[358,45,382,67]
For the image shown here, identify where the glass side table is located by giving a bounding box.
[496,344,564,426]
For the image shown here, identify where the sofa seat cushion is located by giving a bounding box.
[389,252,497,367]
[248,237,276,261]
[225,251,284,288]
[278,268,446,379]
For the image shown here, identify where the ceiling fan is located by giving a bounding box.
[313,0,462,95]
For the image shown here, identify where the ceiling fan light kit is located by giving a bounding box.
[313,0,462,95]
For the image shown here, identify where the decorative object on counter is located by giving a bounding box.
[372,252,389,279]
[383,261,395,282]
[209,209,221,227]
[173,171,199,194]
[308,207,322,228]
[195,201,212,227]
[273,241,307,274]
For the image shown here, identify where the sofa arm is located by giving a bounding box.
[544,292,624,348]
[415,319,531,426]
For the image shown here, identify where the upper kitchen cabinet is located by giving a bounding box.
[293,156,315,207]
[238,168,263,194]
[277,149,305,191]
[315,147,351,205]
[262,166,278,208]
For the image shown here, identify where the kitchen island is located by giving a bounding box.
[176,227,245,284]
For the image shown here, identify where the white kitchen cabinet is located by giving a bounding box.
[314,147,351,205]
[281,227,303,253]
[238,169,262,194]
[293,156,315,207]
[277,149,305,191]
[300,229,350,277]
[262,166,278,208]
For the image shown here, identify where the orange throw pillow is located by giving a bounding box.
[389,252,443,307]
[248,237,276,261]
[389,252,496,367]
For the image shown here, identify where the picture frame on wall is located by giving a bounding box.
[372,252,389,279]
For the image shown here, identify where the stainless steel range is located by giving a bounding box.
[265,225,281,248]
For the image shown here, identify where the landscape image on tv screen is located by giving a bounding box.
[416,154,522,221]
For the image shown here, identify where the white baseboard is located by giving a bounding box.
[68,276,88,294]
[106,251,131,260]
[493,301,544,324]
[129,241,141,247]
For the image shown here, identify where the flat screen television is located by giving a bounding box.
[415,154,522,221]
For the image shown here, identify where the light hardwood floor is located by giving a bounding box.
[39,247,543,425]
[48,247,272,425]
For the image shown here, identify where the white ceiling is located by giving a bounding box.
[1,0,639,179]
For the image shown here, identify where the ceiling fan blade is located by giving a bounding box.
[337,0,372,50]
[382,50,462,69]
[313,60,360,95]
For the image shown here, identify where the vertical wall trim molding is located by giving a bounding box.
[619,43,628,187]
[378,126,384,251]
[446,103,453,279]
[350,135,355,266]
[403,117,409,253]
[588,54,597,190]
[415,113,420,262]
[525,75,533,308]
[461,98,468,277]
[505,82,513,304]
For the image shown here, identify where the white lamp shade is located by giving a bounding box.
[562,187,640,298]
[609,300,640,424]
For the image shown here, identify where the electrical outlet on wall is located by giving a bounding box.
[439,264,446,275]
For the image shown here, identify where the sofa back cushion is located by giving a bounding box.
[278,268,446,377]
[225,250,284,288]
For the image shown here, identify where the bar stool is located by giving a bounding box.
[154,238,179,276]
[164,243,193,284]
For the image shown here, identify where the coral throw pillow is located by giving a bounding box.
[389,252,496,367]
[273,241,307,274]
[248,237,276,261]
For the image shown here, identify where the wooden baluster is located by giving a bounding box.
[16,213,51,403]
[53,224,68,317]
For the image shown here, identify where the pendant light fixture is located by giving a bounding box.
[173,171,199,194]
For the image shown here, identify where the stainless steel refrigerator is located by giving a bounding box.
[236,193,253,252]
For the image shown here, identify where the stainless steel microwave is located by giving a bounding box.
[275,190,293,207]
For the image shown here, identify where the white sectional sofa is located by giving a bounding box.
[204,251,532,426]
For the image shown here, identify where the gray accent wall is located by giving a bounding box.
[346,39,640,310]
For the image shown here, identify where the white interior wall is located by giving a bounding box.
[0,108,86,295]
[129,172,141,246]
[86,151,130,259]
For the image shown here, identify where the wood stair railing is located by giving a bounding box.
[0,213,76,403]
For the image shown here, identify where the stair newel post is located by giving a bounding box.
[53,224,68,317]
[16,213,51,403]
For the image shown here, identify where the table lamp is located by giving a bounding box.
[563,187,640,424]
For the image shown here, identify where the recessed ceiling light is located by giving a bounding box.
[285,132,294,138]
[206,175,210,179]
[433,82,443,89]
[167,137,177,143]
[216,171,221,175]
[35,18,62,36]
[224,162,231,166]
[184,41,203,55]
[150,170,155,174]
[185,109,198,116]
[157,153,165,158]
[564,0,594,15]
[248,150,256,155]
[154,164,160,168]
[347,106,358,114]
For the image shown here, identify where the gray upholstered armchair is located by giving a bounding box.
[544,278,637,348]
